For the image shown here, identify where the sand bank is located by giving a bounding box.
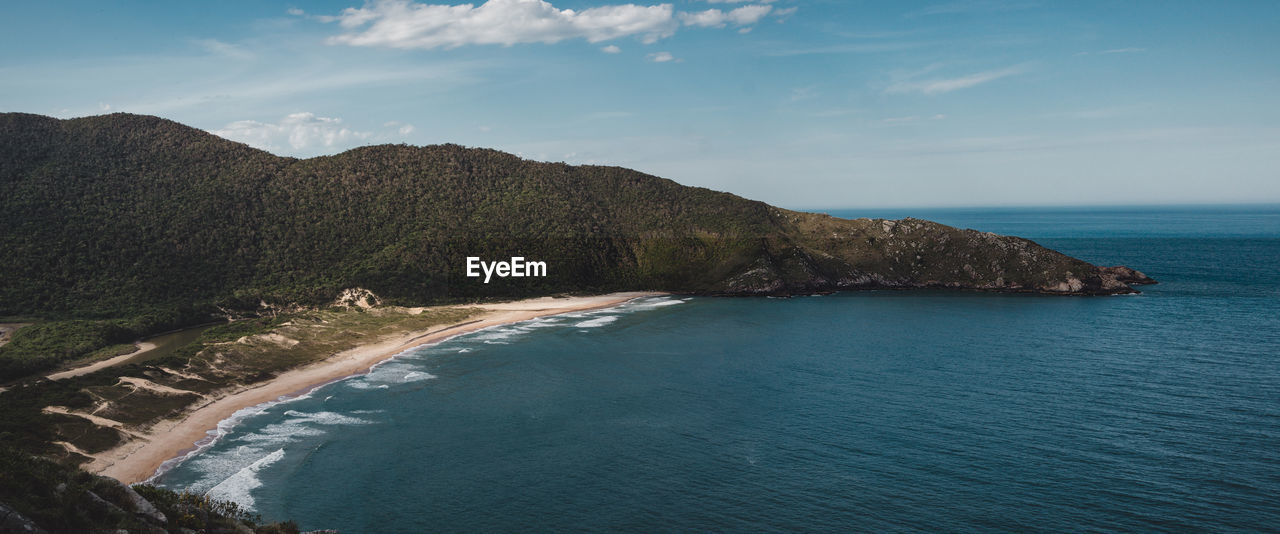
[47,341,158,381]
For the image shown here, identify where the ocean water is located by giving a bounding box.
[154,206,1280,532]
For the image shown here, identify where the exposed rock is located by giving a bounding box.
[708,215,1157,296]
[105,478,167,525]
[81,490,126,518]
[1100,265,1157,285]
[332,288,381,309]
[0,502,48,534]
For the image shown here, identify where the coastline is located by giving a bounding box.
[91,292,664,485]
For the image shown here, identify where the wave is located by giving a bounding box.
[348,359,438,389]
[402,371,436,382]
[281,410,373,425]
[204,448,285,511]
[146,390,312,483]
[158,295,697,497]
[619,296,687,311]
[161,407,377,508]
[574,316,618,328]
[522,317,565,328]
[473,326,525,342]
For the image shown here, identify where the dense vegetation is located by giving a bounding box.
[0,112,1153,531]
[0,307,476,531]
[0,313,206,382]
[0,112,1150,381]
[0,112,1141,318]
[0,446,302,533]
[0,307,476,462]
[1,112,777,320]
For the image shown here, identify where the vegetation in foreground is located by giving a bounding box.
[0,446,302,533]
[0,303,475,532]
[0,305,478,465]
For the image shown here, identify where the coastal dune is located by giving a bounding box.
[92,292,662,485]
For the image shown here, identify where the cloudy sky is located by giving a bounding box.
[2,0,1277,208]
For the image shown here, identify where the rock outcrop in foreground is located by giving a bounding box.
[0,447,318,533]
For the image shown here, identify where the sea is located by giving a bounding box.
[154,205,1280,532]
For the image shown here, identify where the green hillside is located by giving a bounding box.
[0,112,1152,379]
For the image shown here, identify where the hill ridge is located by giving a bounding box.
[1,112,1153,324]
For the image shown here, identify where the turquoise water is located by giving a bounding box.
[155,206,1280,532]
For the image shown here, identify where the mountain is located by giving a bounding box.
[0,112,1152,322]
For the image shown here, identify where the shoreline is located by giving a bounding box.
[92,292,664,485]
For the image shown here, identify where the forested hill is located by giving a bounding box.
[1,112,1152,322]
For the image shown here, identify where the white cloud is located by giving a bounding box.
[324,0,679,49]
[211,112,374,154]
[680,5,772,27]
[601,44,622,53]
[647,51,675,62]
[704,0,776,3]
[384,120,416,135]
[885,65,1026,95]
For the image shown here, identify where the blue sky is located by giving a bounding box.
[2,0,1277,208]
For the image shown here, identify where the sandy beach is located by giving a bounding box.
[91,292,662,485]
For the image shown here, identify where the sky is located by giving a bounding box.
[1,0,1277,209]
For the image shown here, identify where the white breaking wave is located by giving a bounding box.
[147,396,292,483]
[356,359,439,388]
[620,296,687,311]
[172,406,377,506]
[402,371,436,382]
[204,448,285,511]
[574,316,618,328]
[473,326,526,342]
[239,420,325,445]
[282,410,372,425]
[522,317,564,328]
[162,295,699,499]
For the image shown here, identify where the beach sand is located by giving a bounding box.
[47,341,158,381]
[91,292,663,485]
